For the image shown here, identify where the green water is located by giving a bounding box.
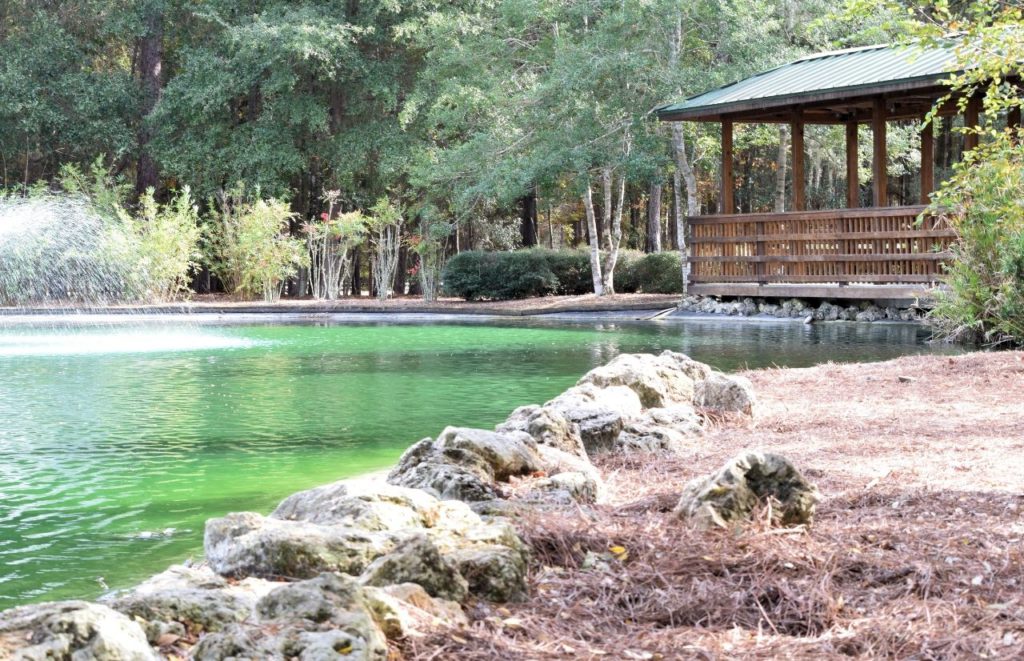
[0,316,953,606]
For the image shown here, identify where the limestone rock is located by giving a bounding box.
[545,387,627,454]
[444,545,529,603]
[363,583,466,640]
[360,534,469,602]
[497,405,587,458]
[0,601,156,661]
[694,372,757,416]
[536,444,602,487]
[387,428,544,502]
[272,479,439,530]
[615,405,703,454]
[389,461,498,502]
[107,565,254,643]
[433,427,542,481]
[204,512,397,579]
[193,573,388,661]
[577,352,699,408]
[675,451,820,528]
[523,471,600,504]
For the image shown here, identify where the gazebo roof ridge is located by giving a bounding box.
[657,39,962,122]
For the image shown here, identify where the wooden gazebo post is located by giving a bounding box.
[920,116,934,203]
[791,111,805,211]
[845,121,859,208]
[721,119,734,214]
[872,97,887,207]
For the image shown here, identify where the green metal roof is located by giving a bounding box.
[658,42,959,122]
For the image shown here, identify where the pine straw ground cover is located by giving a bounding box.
[398,351,1024,660]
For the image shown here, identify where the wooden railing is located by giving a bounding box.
[687,206,956,285]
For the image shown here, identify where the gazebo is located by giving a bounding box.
[657,42,1009,301]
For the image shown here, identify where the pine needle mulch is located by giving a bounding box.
[398,351,1024,660]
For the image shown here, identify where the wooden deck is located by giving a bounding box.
[687,206,955,301]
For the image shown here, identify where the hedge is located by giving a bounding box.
[442,248,683,300]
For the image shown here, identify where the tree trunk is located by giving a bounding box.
[135,1,163,197]
[775,125,789,212]
[547,203,554,249]
[646,183,662,252]
[600,167,625,294]
[351,248,362,296]
[394,244,407,296]
[669,8,697,292]
[519,190,537,247]
[671,124,698,294]
[581,179,604,296]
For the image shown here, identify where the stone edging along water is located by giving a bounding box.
[0,351,824,660]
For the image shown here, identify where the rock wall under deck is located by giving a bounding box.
[0,351,757,661]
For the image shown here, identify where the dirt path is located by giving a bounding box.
[404,351,1024,659]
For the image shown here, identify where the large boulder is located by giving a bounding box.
[496,405,587,458]
[615,405,703,454]
[433,427,542,481]
[577,352,702,408]
[387,428,543,502]
[522,471,601,505]
[193,573,388,661]
[444,545,529,603]
[544,385,639,454]
[106,565,257,644]
[0,601,157,660]
[694,372,758,416]
[360,534,469,602]
[204,512,398,579]
[362,583,466,640]
[675,451,819,528]
[272,479,440,530]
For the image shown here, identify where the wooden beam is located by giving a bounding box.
[872,97,887,207]
[964,96,981,152]
[721,119,734,214]
[920,117,934,204]
[846,121,859,208]
[791,113,805,211]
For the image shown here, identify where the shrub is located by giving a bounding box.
[442,248,683,300]
[442,250,557,300]
[929,137,1024,345]
[611,250,644,293]
[622,251,684,294]
[206,186,308,302]
[123,187,202,301]
[543,249,593,295]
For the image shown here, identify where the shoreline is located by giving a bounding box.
[5,351,1011,659]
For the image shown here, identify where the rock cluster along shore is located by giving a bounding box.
[678,294,924,322]
[0,351,819,660]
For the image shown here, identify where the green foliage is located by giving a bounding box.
[544,250,595,296]
[929,140,1024,345]
[205,186,307,302]
[442,250,558,301]
[620,252,684,294]
[123,188,202,301]
[442,248,683,300]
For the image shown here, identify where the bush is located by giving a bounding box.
[123,187,202,301]
[442,250,557,300]
[929,137,1024,345]
[543,249,593,295]
[206,185,308,302]
[622,251,684,294]
[442,248,683,300]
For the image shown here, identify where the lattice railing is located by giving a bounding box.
[687,206,955,284]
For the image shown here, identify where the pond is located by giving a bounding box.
[0,314,955,606]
